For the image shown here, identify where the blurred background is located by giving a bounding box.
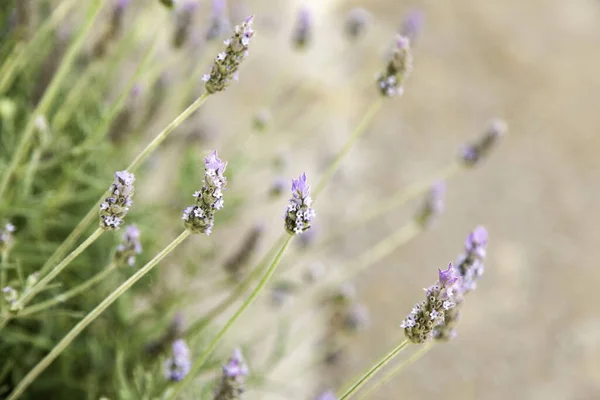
[2,0,600,399]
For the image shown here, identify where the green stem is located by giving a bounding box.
[168,234,294,399]
[16,228,104,310]
[18,262,117,317]
[313,97,384,199]
[358,342,433,400]
[337,339,411,400]
[6,230,191,400]
[0,0,103,199]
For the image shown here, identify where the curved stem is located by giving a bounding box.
[337,339,411,400]
[0,0,103,199]
[6,230,191,400]
[168,234,294,399]
[313,97,384,200]
[358,342,433,400]
[18,262,117,317]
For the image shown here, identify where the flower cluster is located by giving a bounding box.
[284,173,316,235]
[460,119,507,167]
[0,222,15,252]
[113,224,142,267]
[292,6,312,49]
[415,181,446,228]
[99,171,135,230]
[203,16,255,93]
[183,151,227,235]
[377,34,413,97]
[401,264,460,344]
[212,349,248,400]
[434,226,488,341]
[163,339,191,382]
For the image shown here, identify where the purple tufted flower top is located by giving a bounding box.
[284,173,316,235]
[223,348,248,378]
[400,9,424,42]
[163,339,191,381]
[99,170,135,230]
[377,34,413,97]
[213,348,248,399]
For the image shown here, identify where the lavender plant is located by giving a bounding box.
[0,2,507,400]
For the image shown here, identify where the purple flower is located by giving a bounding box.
[206,0,230,41]
[213,348,248,399]
[183,151,227,235]
[314,390,336,400]
[415,181,446,228]
[292,6,312,49]
[377,34,413,97]
[99,171,135,230]
[400,9,424,42]
[284,173,316,235]
[163,339,191,381]
[114,224,142,267]
[345,7,371,40]
[204,16,255,93]
[460,119,507,167]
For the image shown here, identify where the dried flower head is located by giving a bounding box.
[415,181,446,228]
[460,119,507,167]
[292,6,312,49]
[345,7,371,40]
[114,224,142,267]
[206,0,230,41]
[173,0,198,48]
[284,173,316,235]
[0,222,16,252]
[377,34,413,97]
[163,339,191,381]
[401,264,460,344]
[400,9,424,43]
[183,151,227,235]
[223,223,264,280]
[434,226,489,341]
[99,171,135,230]
[203,16,255,93]
[213,348,248,400]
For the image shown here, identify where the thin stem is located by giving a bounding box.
[358,342,433,400]
[337,339,411,400]
[313,97,384,199]
[1,249,9,313]
[19,262,117,317]
[6,230,191,400]
[0,0,103,199]
[16,228,105,310]
[168,234,294,399]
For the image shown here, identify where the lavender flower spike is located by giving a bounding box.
[292,6,312,49]
[99,171,135,230]
[203,16,255,93]
[0,222,15,252]
[434,226,489,341]
[206,0,230,41]
[183,151,227,235]
[114,224,142,267]
[460,119,507,167]
[377,34,413,97]
[401,263,460,344]
[400,9,424,43]
[284,173,316,235]
[213,348,248,400]
[164,339,192,381]
[415,181,446,228]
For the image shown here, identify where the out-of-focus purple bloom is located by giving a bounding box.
[206,0,230,41]
[269,177,286,198]
[415,181,446,228]
[460,119,507,167]
[345,7,371,40]
[114,224,142,267]
[400,9,424,43]
[284,173,316,235]
[223,224,264,280]
[377,34,413,97]
[314,390,336,400]
[93,0,130,58]
[173,0,199,48]
[99,171,135,230]
[292,6,312,49]
[204,16,255,93]
[213,348,248,399]
[343,303,370,332]
[163,339,191,381]
[183,151,227,235]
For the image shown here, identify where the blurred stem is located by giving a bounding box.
[313,97,384,199]
[0,0,77,94]
[6,230,191,400]
[0,0,103,199]
[337,339,411,400]
[18,262,118,317]
[16,228,104,310]
[1,249,9,313]
[358,342,433,400]
[168,234,294,399]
